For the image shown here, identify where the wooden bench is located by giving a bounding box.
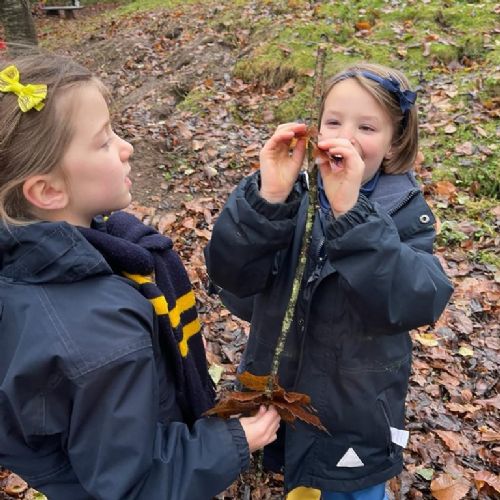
[42,1,83,19]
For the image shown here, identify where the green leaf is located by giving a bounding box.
[208,364,224,385]
[416,468,435,481]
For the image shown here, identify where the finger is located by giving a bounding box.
[317,137,353,150]
[265,130,299,152]
[276,122,308,134]
[290,135,307,165]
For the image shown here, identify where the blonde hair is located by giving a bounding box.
[319,62,418,174]
[0,52,108,225]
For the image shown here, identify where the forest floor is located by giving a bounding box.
[0,1,498,499]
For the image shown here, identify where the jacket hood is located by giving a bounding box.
[0,221,111,284]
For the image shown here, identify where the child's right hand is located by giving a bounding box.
[259,122,307,203]
[239,405,281,452]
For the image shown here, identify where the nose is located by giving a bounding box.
[119,136,134,161]
[338,123,356,144]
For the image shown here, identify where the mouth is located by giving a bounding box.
[125,176,132,187]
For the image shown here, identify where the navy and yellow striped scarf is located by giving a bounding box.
[79,211,215,423]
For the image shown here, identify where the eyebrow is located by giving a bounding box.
[92,120,111,141]
[323,111,380,123]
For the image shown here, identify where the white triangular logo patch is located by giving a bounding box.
[336,447,364,467]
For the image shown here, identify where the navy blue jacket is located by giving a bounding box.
[205,171,453,493]
[0,221,249,500]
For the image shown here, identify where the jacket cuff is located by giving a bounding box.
[327,194,376,238]
[226,418,250,472]
[244,173,301,221]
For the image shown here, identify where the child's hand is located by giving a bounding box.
[317,138,365,218]
[239,405,281,452]
[259,122,307,203]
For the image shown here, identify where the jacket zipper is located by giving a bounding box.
[387,189,420,216]
[294,235,329,389]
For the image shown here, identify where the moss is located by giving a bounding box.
[274,87,311,123]
[177,87,214,115]
[117,0,198,15]
[436,220,469,247]
[429,43,459,65]
[470,250,500,269]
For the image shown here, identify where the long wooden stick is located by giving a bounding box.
[266,35,328,395]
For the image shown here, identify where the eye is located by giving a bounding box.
[326,119,340,127]
[360,125,375,132]
[101,135,113,149]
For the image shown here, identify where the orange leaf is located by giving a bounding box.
[430,473,470,500]
[237,371,273,391]
[355,21,372,31]
[474,470,500,494]
[434,430,465,453]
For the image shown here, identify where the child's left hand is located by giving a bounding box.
[316,138,365,218]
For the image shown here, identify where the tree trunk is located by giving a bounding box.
[0,0,38,52]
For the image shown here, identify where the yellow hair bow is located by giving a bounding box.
[0,65,47,112]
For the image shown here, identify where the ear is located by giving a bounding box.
[384,146,394,160]
[22,173,69,212]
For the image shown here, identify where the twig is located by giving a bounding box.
[266,35,328,395]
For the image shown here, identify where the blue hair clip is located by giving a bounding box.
[341,70,417,116]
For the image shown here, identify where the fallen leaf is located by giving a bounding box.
[475,394,500,410]
[4,473,28,496]
[417,468,435,480]
[355,21,372,31]
[457,346,474,357]
[414,332,439,347]
[474,470,500,494]
[208,364,224,384]
[455,141,474,156]
[434,430,465,453]
[430,473,470,500]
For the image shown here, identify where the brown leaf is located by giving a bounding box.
[4,473,28,496]
[474,470,500,494]
[475,394,500,410]
[205,371,328,432]
[434,430,469,454]
[158,213,177,234]
[355,21,372,31]
[430,473,470,500]
[432,180,457,201]
[454,141,473,156]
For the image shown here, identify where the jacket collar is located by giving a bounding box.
[0,221,111,284]
[370,171,420,213]
[316,170,419,215]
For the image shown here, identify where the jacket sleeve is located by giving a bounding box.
[67,333,249,500]
[205,173,302,297]
[324,194,453,334]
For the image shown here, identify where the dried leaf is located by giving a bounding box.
[457,346,473,357]
[205,371,328,432]
[208,364,224,385]
[430,473,470,500]
[416,468,435,480]
[434,430,463,453]
[4,473,28,496]
[414,332,439,347]
[355,21,372,31]
[474,470,500,494]
[475,394,500,410]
